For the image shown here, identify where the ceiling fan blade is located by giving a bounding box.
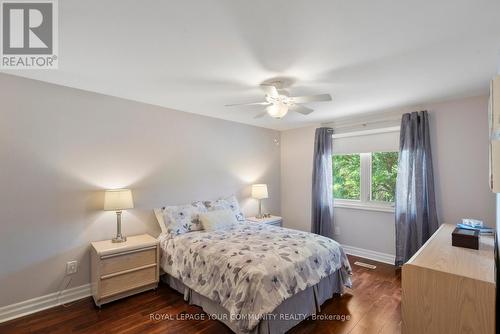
[291,94,332,104]
[260,84,279,97]
[225,101,270,107]
[290,105,314,115]
[254,111,268,119]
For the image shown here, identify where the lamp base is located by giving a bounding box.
[112,235,127,243]
[256,199,264,219]
[112,211,126,243]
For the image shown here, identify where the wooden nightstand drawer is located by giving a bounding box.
[100,247,156,276]
[91,234,159,307]
[100,265,157,299]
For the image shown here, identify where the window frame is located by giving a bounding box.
[333,152,397,213]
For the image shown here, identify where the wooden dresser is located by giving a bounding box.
[90,234,159,307]
[402,224,496,334]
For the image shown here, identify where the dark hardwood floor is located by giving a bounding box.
[0,255,401,334]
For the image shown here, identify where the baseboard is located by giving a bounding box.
[342,244,395,265]
[0,283,91,323]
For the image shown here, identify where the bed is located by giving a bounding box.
[158,221,352,333]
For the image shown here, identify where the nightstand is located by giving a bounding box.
[90,234,159,307]
[247,215,283,227]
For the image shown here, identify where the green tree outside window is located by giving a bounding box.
[371,152,398,202]
[333,154,360,200]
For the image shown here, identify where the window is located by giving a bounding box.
[333,151,398,212]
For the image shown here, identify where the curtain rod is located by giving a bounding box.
[332,126,400,139]
[322,108,430,130]
[324,117,401,130]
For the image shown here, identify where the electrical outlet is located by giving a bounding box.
[66,260,78,275]
[334,226,341,235]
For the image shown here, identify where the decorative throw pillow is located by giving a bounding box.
[154,203,207,235]
[204,195,245,222]
[199,209,238,231]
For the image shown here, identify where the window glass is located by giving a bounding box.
[371,152,398,202]
[333,154,361,200]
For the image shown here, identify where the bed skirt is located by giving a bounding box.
[162,269,345,334]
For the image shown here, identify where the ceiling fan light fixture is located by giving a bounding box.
[266,103,288,119]
[225,83,332,119]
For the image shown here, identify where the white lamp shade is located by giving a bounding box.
[104,189,134,211]
[251,184,268,199]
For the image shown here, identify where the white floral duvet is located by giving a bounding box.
[159,222,352,332]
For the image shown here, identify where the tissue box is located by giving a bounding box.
[451,227,479,250]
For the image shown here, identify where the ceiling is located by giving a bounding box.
[3,0,500,130]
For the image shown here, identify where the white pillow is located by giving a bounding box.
[203,195,245,222]
[199,209,238,231]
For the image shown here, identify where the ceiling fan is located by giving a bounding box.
[225,84,332,119]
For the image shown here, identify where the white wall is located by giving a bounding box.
[431,96,495,227]
[334,210,395,255]
[0,74,281,307]
[280,126,318,231]
[281,95,496,257]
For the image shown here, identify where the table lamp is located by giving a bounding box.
[251,184,268,219]
[104,189,134,243]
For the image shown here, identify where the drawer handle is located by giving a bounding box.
[100,246,157,259]
[100,263,157,280]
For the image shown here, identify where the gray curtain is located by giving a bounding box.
[312,127,334,239]
[395,111,439,266]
